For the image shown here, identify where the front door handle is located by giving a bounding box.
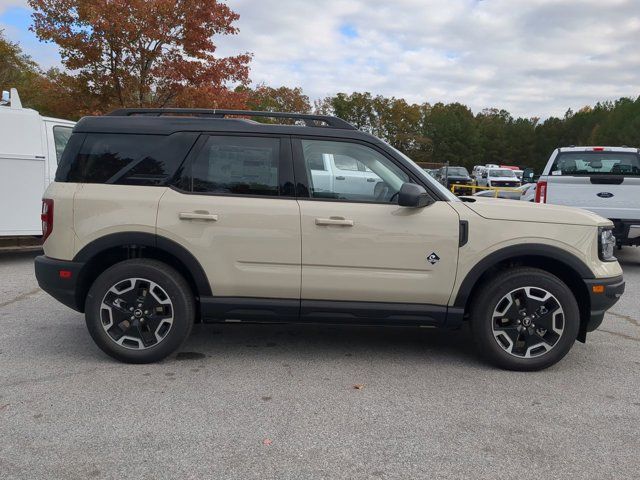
[179,212,219,221]
[315,216,354,227]
[335,176,346,180]
[367,178,377,182]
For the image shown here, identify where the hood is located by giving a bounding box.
[462,197,611,227]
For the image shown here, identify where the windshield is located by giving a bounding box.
[551,151,640,176]
[446,167,469,176]
[489,169,517,178]
[388,146,459,201]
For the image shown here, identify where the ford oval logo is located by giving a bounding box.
[597,192,614,198]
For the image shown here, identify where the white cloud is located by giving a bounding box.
[214,0,640,117]
[2,0,639,117]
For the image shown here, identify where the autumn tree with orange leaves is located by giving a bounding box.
[28,0,252,114]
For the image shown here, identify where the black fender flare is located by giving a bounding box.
[73,232,212,297]
[453,243,594,308]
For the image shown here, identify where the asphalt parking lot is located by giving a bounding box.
[0,250,639,480]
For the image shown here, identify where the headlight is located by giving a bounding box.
[598,226,616,261]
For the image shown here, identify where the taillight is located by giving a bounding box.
[535,181,547,203]
[41,199,54,241]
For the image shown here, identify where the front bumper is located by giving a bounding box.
[582,275,625,335]
[34,255,86,312]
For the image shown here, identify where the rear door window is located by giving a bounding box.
[551,152,640,176]
[178,136,291,197]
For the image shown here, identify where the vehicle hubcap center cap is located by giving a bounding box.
[133,308,144,318]
[522,316,532,327]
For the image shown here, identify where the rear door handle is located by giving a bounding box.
[315,216,354,227]
[335,176,345,180]
[179,212,219,221]
[367,178,376,182]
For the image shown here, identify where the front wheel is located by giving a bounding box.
[85,259,194,363]
[470,268,580,371]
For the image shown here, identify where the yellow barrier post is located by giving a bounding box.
[450,184,522,197]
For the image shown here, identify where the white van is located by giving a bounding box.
[0,89,75,237]
[536,146,640,246]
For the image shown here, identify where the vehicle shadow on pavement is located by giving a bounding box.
[176,322,479,366]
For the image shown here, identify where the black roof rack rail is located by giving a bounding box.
[106,108,357,130]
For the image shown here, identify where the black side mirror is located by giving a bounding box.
[398,182,432,208]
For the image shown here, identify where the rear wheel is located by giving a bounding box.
[85,259,194,363]
[470,268,580,371]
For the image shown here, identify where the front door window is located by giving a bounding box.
[300,139,409,203]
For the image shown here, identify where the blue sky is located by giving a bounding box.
[1,0,639,118]
[0,2,60,68]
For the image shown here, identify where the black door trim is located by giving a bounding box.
[300,299,449,326]
[200,297,300,322]
[199,296,464,327]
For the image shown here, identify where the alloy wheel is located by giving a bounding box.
[100,277,174,350]
[491,286,565,358]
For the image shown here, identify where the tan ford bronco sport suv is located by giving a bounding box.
[35,109,625,370]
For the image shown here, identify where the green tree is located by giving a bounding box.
[316,92,377,131]
[0,30,40,89]
[506,117,537,167]
[246,85,311,113]
[475,108,512,165]
[0,30,78,118]
[423,102,479,168]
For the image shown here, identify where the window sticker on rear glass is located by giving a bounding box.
[552,170,562,175]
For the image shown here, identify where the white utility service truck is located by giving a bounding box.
[0,89,75,239]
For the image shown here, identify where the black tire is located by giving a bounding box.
[470,267,580,371]
[85,259,194,363]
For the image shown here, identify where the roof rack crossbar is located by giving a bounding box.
[106,108,356,130]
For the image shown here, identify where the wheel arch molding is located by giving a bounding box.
[73,232,212,312]
[453,243,594,310]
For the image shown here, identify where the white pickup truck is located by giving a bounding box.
[536,146,640,246]
[476,167,521,188]
[308,150,383,201]
[0,89,75,238]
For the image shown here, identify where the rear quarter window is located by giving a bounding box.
[551,151,640,176]
[55,132,198,185]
